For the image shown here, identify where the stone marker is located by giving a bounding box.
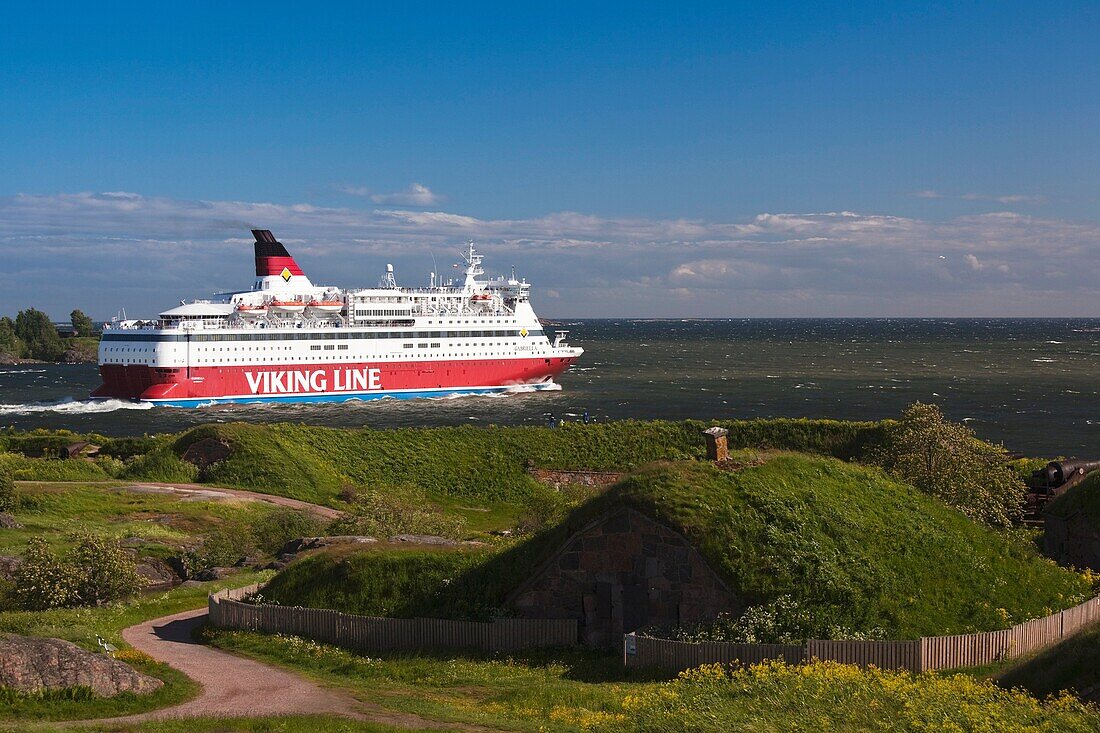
[702,426,729,462]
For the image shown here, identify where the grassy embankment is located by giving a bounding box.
[0,571,271,723]
[266,455,1090,638]
[0,481,294,558]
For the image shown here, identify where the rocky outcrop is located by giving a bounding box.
[180,438,233,470]
[0,513,22,529]
[0,555,21,581]
[0,634,163,697]
[134,557,179,589]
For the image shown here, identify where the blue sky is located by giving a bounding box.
[1,2,1098,317]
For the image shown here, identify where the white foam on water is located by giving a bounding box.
[0,368,48,375]
[0,397,154,415]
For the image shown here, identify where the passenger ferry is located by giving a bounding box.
[93,230,582,406]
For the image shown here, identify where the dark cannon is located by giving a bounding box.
[1031,459,1100,492]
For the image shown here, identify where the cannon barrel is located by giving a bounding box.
[1033,459,1100,488]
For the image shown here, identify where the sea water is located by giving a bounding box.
[0,318,1096,457]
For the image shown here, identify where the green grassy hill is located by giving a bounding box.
[124,418,888,504]
[265,454,1091,639]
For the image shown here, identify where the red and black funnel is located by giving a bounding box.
[252,229,304,279]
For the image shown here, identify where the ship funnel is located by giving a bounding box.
[251,229,312,288]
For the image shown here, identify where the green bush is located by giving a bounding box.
[11,532,141,610]
[872,402,1026,527]
[327,487,468,540]
[603,660,1098,732]
[251,508,325,554]
[0,466,14,512]
[119,450,199,483]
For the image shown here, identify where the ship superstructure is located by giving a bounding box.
[93,230,582,406]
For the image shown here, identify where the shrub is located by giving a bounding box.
[119,449,199,483]
[607,660,1098,732]
[328,487,467,540]
[872,403,1026,527]
[0,466,14,512]
[250,508,324,555]
[12,533,141,610]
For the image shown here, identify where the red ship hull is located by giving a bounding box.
[92,356,577,406]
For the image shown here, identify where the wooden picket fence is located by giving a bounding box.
[624,595,1100,674]
[208,585,577,653]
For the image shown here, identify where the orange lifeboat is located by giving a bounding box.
[235,303,268,319]
[269,299,307,314]
[307,299,344,315]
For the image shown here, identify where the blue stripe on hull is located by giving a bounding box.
[143,384,555,408]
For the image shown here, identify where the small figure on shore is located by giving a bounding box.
[583,410,590,424]
[547,413,558,428]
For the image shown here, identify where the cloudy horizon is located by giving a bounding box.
[2,189,1097,320]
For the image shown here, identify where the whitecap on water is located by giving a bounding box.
[0,397,154,415]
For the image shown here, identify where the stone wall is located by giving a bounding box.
[509,508,738,647]
[527,468,624,491]
[1044,511,1100,571]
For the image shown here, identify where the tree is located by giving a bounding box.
[13,308,63,361]
[13,532,141,610]
[70,309,95,337]
[873,402,1026,527]
[0,316,20,358]
[65,532,142,607]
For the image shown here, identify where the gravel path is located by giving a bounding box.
[80,606,485,730]
[121,482,344,521]
[112,607,365,721]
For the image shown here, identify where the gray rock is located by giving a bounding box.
[134,557,178,589]
[389,534,458,546]
[0,513,21,529]
[194,567,234,581]
[0,555,22,582]
[178,580,204,588]
[0,634,163,697]
[278,535,378,556]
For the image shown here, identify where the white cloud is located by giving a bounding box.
[0,191,1097,317]
[962,193,1046,205]
[911,189,944,199]
[370,183,443,206]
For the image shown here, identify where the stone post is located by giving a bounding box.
[702,427,729,462]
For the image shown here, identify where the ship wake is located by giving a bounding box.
[0,398,155,415]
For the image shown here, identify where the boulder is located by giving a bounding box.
[278,535,378,556]
[0,634,163,697]
[134,557,178,589]
[390,534,458,546]
[180,438,233,470]
[0,555,22,582]
[0,513,21,529]
[194,567,234,581]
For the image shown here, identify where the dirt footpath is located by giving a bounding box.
[122,482,344,521]
[80,607,486,730]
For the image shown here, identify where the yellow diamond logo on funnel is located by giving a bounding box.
[281,267,292,282]
[520,328,528,337]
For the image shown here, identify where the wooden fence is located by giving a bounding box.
[624,595,1100,674]
[208,586,577,653]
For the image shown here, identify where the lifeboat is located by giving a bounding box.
[268,299,307,314]
[235,303,268,319]
[471,293,492,302]
[307,299,344,315]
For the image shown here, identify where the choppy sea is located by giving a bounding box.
[0,319,1096,457]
